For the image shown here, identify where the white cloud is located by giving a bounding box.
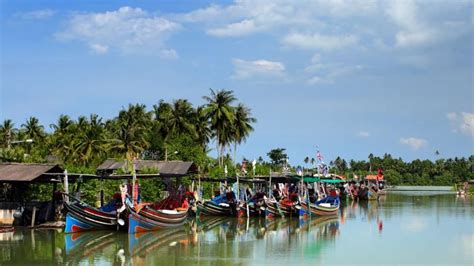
[305,55,363,85]
[283,32,359,51]
[15,9,55,19]
[207,19,262,37]
[56,6,180,57]
[447,112,474,137]
[89,44,109,54]
[400,137,427,150]
[232,59,285,80]
[358,131,370,138]
[387,0,436,47]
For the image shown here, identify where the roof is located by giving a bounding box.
[0,163,63,182]
[97,159,198,177]
[366,174,384,181]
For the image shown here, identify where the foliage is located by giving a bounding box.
[267,148,288,167]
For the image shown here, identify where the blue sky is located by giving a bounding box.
[1,0,473,164]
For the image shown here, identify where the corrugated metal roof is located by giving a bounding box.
[97,159,197,176]
[0,163,63,182]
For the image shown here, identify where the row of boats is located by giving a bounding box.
[64,176,383,235]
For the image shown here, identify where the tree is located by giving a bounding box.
[267,148,288,167]
[0,119,16,149]
[304,157,309,164]
[194,105,212,152]
[49,115,75,162]
[111,104,151,162]
[230,103,256,164]
[21,116,45,142]
[203,89,236,166]
[73,114,110,166]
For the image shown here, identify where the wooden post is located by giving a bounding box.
[131,161,137,205]
[63,170,69,203]
[31,207,37,227]
[51,182,57,221]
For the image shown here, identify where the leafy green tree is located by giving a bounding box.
[267,148,288,167]
[194,105,212,152]
[110,104,151,161]
[203,89,236,166]
[0,119,16,149]
[21,116,45,142]
[230,103,256,164]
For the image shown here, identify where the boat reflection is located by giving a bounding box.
[59,216,341,265]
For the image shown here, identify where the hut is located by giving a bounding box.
[0,163,64,226]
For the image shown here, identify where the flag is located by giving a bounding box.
[241,161,247,175]
[316,150,323,161]
[296,167,303,176]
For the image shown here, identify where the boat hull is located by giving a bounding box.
[265,199,297,218]
[128,209,187,234]
[196,201,235,216]
[300,202,339,216]
[63,201,117,233]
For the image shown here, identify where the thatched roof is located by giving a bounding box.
[0,163,64,182]
[97,159,198,177]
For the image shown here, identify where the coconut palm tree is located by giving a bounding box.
[73,114,110,166]
[231,103,256,164]
[21,116,45,142]
[194,105,212,152]
[111,104,151,161]
[203,89,236,166]
[49,115,75,162]
[0,119,16,149]
[153,100,173,161]
[169,99,195,136]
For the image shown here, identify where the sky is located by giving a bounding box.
[1,0,473,165]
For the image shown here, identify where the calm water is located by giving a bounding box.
[1,192,473,265]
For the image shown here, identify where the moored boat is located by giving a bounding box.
[196,194,239,217]
[63,194,119,233]
[265,197,299,218]
[300,196,340,216]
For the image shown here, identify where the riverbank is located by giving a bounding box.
[386,185,453,192]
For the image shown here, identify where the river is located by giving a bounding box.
[0,192,472,265]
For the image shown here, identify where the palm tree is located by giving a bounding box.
[0,119,16,149]
[49,115,75,162]
[231,103,256,164]
[111,104,151,162]
[73,114,109,166]
[203,89,236,166]
[169,99,195,136]
[153,100,173,161]
[194,105,212,152]
[21,116,45,142]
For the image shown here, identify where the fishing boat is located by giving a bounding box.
[265,197,299,218]
[300,196,340,216]
[127,196,189,234]
[196,193,239,217]
[63,194,120,233]
[128,206,188,234]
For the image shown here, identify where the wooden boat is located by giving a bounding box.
[63,194,119,233]
[265,197,298,218]
[128,206,188,234]
[300,196,340,216]
[196,194,238,216]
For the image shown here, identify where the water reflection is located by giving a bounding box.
[0,193,472,265]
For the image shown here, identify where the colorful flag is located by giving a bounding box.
[317,150,323,161]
